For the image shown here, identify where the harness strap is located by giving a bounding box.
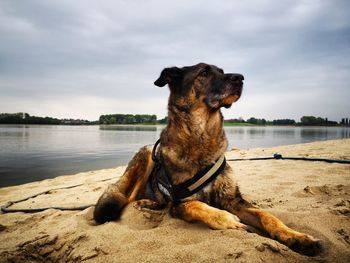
[151,139,226,203]
[187,154,225,191]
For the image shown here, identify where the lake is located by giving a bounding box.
[0,125,349,187]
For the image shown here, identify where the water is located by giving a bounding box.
[0,125,349,187]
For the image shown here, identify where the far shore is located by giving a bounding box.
[1,123,349,127]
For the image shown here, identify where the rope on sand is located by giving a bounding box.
[0,176,118,213]
[226,153,350,164]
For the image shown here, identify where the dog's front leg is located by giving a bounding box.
[171,200,247,230]
[94,145,154,223]
[231,204,321,256]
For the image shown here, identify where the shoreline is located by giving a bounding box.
[0,139,349,262]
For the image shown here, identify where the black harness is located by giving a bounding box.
[150,139,226,203]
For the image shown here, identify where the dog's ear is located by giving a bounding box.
[154,67,182,87]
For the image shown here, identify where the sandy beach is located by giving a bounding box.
[0,139,349,262]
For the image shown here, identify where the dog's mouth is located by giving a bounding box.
[206,82,243,109]
[221,94,241,108]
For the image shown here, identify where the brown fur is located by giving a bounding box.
[94,63,321,256]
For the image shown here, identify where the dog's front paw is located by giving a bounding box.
[227,217,248,231]
[93,193,127,224]
[276,230,322,256]
[212,211,248,231]
[288,234,322,257]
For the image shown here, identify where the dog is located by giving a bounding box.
[93,63,321,256]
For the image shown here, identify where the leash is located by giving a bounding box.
[226,153,350,164]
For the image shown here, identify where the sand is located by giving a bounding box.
[0,139,349,263]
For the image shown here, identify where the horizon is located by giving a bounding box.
[0,111,347,123]
[1,1,350,121]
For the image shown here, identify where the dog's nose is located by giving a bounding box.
[228,74,244,81]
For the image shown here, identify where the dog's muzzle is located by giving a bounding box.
[226,73,244,82]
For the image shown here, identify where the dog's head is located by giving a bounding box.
[154,63,243,110]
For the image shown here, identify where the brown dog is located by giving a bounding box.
[94,63,321,256]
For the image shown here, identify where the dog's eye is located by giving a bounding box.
[200,67,210,77]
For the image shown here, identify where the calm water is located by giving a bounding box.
[0,125,349,187]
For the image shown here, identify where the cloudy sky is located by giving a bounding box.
[1,0,349,121]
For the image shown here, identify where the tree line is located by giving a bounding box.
[0,112,349,126]
[99,114,157,124]
[0,113,93,125]
[225,116,349,126]
[0,113,158,125]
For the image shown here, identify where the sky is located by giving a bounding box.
[1,0,349,121]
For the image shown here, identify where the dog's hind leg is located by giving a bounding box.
[93,145,154,224]
[171,200,247,230]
